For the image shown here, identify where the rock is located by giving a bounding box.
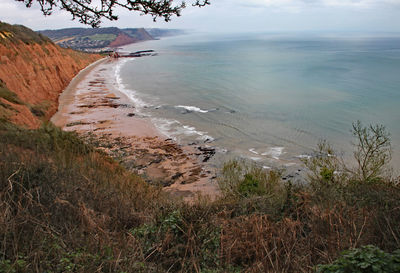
[150,157,162,164]
[171,172,183,180]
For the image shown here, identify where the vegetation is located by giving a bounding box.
[0,81,23,105]
[16,0,210,28]
[29,101,51,118]
[0,81,23,120]
[0,21,51,44]
[83,33,117,41]
[1,117,399,272]
[317,245,400,273]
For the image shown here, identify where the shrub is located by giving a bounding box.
[351,121,392,182]
[316,245,400,273]
[303,121,393,189]
[219,159,281,198]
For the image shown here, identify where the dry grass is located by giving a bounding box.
[1,120,399,272]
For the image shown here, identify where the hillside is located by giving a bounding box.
[0,21,101,128]
[39,27,159,51]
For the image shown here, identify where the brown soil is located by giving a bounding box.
[0,41,101,128]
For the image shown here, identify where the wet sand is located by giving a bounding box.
[51,57,219,202]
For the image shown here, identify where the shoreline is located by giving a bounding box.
[51,57,219,202]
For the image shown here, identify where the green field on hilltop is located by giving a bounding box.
[83,33,117,41]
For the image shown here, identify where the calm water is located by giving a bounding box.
[115,33,400,169]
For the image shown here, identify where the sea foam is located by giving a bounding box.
[175,105,208,113]
[114,59,150,110]
[249,148,259,155]
[152,118,214,142]
[261,147,285,160]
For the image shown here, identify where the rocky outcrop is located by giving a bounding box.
[0,26,100,128]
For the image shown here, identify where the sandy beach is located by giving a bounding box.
[51,57,219,202]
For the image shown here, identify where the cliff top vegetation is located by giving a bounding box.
[0,21,51,44]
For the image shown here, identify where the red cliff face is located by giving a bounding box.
[108,33,137,47]
[0,41,100,128]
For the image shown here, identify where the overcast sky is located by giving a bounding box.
[1,0,399,33]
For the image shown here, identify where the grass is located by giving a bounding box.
[0,81,23,121]
[29,101,51,117]
[0,81,23,105]
[0,121,169,271]
[82,34,117,41]
[0,119,399,272]
[0,21,51,44]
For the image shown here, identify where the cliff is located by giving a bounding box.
[0,22,101,128]
[108,32,137,47]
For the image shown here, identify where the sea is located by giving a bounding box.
[113,32,400,171]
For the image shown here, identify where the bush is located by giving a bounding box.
[219,159,281,198]
[316,245,400,273]
[352,121,392,182]
[303,121,393,189]
[1,118,399,272]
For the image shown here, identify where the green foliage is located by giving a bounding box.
[303,121,392,189]
[302,140,345,189]
[219,159,281,198]
[83,33,117,41]
[0,256,27,273]
[130,210,183,253]
[320,166,334,182]
[316,245,400,273]
[238,173,262,196]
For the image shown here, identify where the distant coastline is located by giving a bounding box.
[38,27,186,52]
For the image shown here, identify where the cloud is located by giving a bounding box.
[0,0,399,32]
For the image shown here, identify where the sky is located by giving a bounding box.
[0,0,400,33]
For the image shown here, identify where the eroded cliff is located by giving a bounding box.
[0,22,101,128]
